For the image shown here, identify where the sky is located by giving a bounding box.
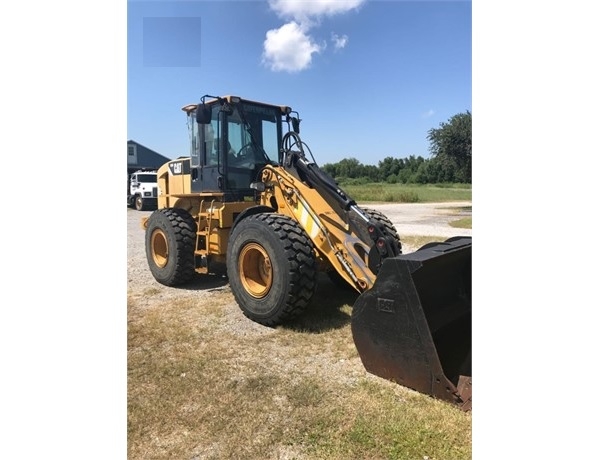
[127,0,472,166]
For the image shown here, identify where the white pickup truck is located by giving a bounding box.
[127,170,158,211]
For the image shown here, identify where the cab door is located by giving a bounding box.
[191,104,224,193]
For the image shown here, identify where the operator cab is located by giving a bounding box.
[184,95,290,200]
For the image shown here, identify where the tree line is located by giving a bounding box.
[320,111,471,185]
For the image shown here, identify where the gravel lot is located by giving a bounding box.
[127,201,471,329]
[360,201,472,239]
[127,201,472,294]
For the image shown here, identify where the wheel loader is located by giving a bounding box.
[141,95,472,410]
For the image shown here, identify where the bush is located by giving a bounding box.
[382,191,419,203]
[338,177,370,186]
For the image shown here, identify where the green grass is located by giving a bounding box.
[450,217,472,229]
[128,277,472,459]
[340,182,471,203]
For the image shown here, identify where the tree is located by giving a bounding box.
[378,156,402,179]
[336,157,364,179]
[321,162,337,178]
[427,111,471,183]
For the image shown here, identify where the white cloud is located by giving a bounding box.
[331,32,348,50]
[263,0,364,72]
[268,0,366,25]
[422,109,436,118]
[262,22,324,73]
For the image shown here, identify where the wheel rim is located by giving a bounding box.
[150,228,168,268]
[136,197,142,209]
[239,243,272,298]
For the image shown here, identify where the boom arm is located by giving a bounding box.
[256,132,401,292]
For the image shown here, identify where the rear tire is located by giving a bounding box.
[145,208,197,286]
[226,213,317,326]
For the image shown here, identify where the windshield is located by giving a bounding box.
[136,174,156,183]
[227,102,281,164]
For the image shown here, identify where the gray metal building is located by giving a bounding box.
[127,140,171,176]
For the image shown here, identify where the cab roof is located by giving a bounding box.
[181,95,291,115]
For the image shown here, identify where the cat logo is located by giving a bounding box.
[169,161,183,175]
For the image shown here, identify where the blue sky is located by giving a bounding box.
[127,0,472,165]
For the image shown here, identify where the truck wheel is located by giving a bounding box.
[135,196,143,211]
[135,195,149,211]
[226,213,317,326]
[145,208,197,286]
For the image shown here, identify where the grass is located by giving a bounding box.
[449,217,472,229]
[128,275,472,460]
[443,206,472,230]
[340,183,471,203]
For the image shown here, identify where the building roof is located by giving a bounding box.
[128,140,171,169]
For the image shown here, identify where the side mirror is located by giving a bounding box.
[291,117,300,134]
[287,114,301,134]
[196,104,212,124]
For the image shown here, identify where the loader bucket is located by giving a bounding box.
[351,237,472,411]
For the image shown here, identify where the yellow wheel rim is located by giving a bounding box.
[151,229,168,268]
[239,243,272,298]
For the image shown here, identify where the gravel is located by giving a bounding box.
[359,201,472,240]
[127,201,472,333]
[128,201,471,285]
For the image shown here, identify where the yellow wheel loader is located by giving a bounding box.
[141,95,472,410]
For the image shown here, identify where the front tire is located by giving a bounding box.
[145,208,197,286]
[135,195,146,211]
[361,207,403,254]
[226,213,317,326]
